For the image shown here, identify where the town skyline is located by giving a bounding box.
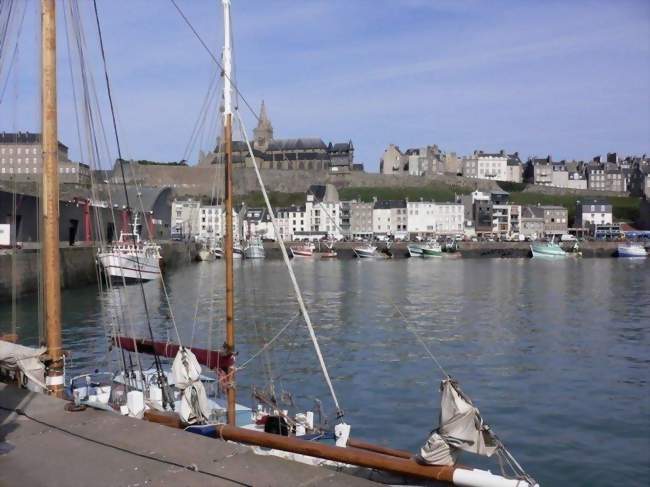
[0,0,648,171]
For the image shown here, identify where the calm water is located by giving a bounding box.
[2,258,649,486]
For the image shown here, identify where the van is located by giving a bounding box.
[561,234,577,242]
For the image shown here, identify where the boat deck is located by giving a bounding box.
[0,383,378,486]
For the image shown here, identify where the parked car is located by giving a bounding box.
[561,234,577,242]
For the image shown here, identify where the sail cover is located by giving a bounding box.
[171,347,210,424]
[419,379,499,466]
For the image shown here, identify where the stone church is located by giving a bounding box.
[199,102,358,173]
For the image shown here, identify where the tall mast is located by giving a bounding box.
[222,0,236,426]
[41,0,63,397]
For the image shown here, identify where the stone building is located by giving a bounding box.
[349,202,373,238]
[462,150,515,182]
[201,101,356,173]
[0,132,90,185]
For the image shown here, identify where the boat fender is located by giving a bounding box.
[334,422,351,447]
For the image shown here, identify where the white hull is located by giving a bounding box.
[197,249,216,261]
[530,244,566,259]
[618,245,647,258]
[407,245,423,257]
[98,253,161,281]
[244,247,265,259]
[353,247,377,258]
[290,247,314,257]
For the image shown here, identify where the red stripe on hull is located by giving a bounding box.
[113,336,234,371]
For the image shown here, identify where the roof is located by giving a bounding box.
[522,206,545,219]
[266,138,328,151]
[507,153,522,166]
[577,198,611,207]
[373,199,406,209]
[110,186,173,211]
[0,131,68,150]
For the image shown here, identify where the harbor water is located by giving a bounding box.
[2,258,648,486]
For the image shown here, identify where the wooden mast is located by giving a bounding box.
[222,0,236,426]
[41,0,63,397]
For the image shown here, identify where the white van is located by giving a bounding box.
[561,234,577,242]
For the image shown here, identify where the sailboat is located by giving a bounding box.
[3,2,538,486]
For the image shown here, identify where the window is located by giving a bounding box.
[17,148,21,154]
[32,148,37,155]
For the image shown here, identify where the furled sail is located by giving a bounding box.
[419,379,499,466]
[171,347,210,424]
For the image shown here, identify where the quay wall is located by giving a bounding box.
[0,241,196,302]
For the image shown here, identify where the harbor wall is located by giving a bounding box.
[0,241,197,302]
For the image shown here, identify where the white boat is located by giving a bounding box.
[407,244,423,257]
[530,241,567,259]
[353,244,377,258]
[618,243,647,258]
[421,241,443,257]
[233,242,244,258]
[244,238,265,259]
[97,215,162,281]
[290,243,315,257]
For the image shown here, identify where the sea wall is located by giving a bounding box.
[0,241,197,302]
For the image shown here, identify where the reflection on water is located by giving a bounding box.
[1,258,649,486]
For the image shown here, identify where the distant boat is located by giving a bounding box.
[290,243,315,257]
[353,244,377,258]
[421,241,443,258]
[233,242,244,259]
[97,214,162,281]
[617,243,647,258]
[407,244,423,257]
[319,241,337,259]
[244,237,265,259]
[530,241,567,258]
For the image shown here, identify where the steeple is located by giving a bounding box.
[253,100,273,150]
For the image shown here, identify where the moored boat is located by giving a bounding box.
[97,215,162,281]
[407,244,423,257]
[244,237,265,259]
[530,241,567,259]
[290,243,315,257]
[617,243,647,258]
[353,244,377,258]
[421,241,443,258]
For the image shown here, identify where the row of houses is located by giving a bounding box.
[523,153,650,195]
[172,184,617,243]
[379,143,649,196]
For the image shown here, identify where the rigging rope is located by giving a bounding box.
[91,0,170,407]
[235,110,343,419]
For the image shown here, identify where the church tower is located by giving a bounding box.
[253,100,273,150]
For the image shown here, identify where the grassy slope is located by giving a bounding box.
[238,183,641,223]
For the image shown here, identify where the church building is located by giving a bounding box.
[200,102,359,173]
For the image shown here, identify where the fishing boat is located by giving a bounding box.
[290,242,315,257]
[233,241,244,258]
[407,244,424,257]
[353,244,378,258]
[617,243,647,258]
[97,213,162,281]
[530,240,567,259]
[197,239,218,261]
[421,241,443,258]
[244,237,265,259]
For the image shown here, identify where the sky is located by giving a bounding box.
[0,0,648,172]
